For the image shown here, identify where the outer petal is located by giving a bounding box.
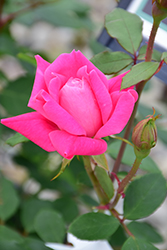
[108,71,129,93]
[34,90,86,136]
[1,112,56,152]
[89,70,112,124]
[49,131,107,159]
[28,55,50,108]
[44,50,108,88]
[95,90,138,138]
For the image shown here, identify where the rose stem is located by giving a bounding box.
[0,1,59,30]
[0,0,5,21]
[111,208,134,237]
[83,156,109,205]
[111,157,142,208]
[111,20,160,177]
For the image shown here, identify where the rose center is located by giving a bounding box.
[59,77,102,137]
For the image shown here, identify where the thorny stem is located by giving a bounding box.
[145,20,160,62]
[117,157,141,194]
[111,157,142,208]
[111,209,134,237]
[83,156,109,205]
[112,19,160,177]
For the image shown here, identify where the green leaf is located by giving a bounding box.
[21,198,53,233]
[0,75,34,116]
[161,52,167,64]
[122,237,158,250]
[94,166,114,200]
[127,221,163,243]
[108,225,127,248]
[17,53,36,66]
[51,157,73,181]
[157,126,167,144]
[14,0,93,30]
[0,178,20,221]
[0,32,19,56]
[138,45,162,61]
[124,173,167,220]
[105,8,143,54]
[0,225,23,243]
[90,51,133,74]
[53,196,79,224]
[0,241,22,250]
[34,209,66,243]
[68,212,119,240]
[19,237,51,250]
[121,62,159,89]
[92,153,109,171]
[6,133,29,146]
[107,140,161,173]
[79,194,99,207]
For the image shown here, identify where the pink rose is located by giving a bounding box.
[1,50,138,159]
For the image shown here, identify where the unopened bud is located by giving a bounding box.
[132,108,160,159]
[152,0,167,24]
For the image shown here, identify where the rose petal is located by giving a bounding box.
[48,76,64,102]
[59,77,102,137]
[35,90,86,136]
[89,70,112,124]
[28,55,50,108]
[108,71,129,93]
[95,90,137,138]
[49,130,107,159]
[1,112,56,151]
[44,50,108,88]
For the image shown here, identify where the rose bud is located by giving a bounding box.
[152,0,167,23]
[132,108,160,159]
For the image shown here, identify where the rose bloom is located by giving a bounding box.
[1,50,138,159]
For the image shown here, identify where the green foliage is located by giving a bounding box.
[92,153,109,171]
[0,1,167,249]
[11,0,93,30]
[127,221,163,243]
[121,62,159,89]
[138,45,162,61]
[94,166,114,200]
[108,140,161,173]
[90,51,133,74]
[53,196,79,224]
[122,237,159,250]
[161,51,167,64]
[68,212,120,240]
[6,133,29,146]
[0,75,34,116]
[124,173,167,220]
[0,178,20,221]
[105,8,143,54]
[34,209,66,243]
[21,198,53,233]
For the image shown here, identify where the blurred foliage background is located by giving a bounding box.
[0,0,167,249]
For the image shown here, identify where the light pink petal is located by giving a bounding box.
[49,130,107,159]
[59,77,102,137]
[95,90,138,138]
[44,50,108,88]
[28,55,50,108]
[108,71,129,93]
[36,90,86,136]
[89,70,112,124]
[1,112,56,152]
